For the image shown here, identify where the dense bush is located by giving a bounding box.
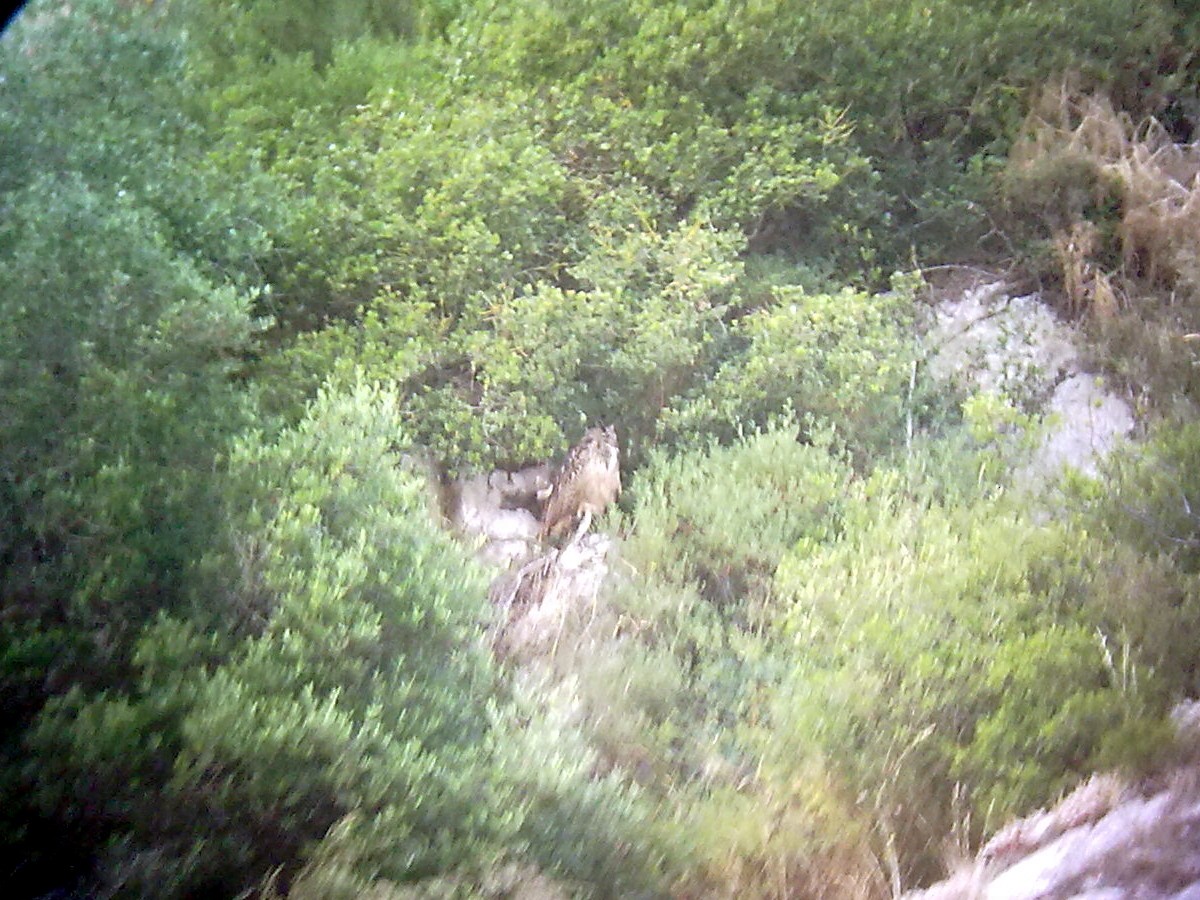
[174,0,1184,470]
[621,429,851,618]
[24,383,493,894]
[660,275,924,459]
[197,0,1178,468]
[184,0,462,68]
[0,0,281,284]
[0,0,273,652]
[0,9,276,882]
[7,0,1200,896]
[456,0,1176,259]
[28,383,667,897]
[0,0,273,762]
[210,42,866,465]
[565,428,1198,894]
[1081,418,1200,578]
[0,174,258,630]
[0,5,279,886]
[767,470,1194,882]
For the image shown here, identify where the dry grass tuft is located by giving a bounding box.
[1007,80,1200,315]
[1053,220,1121,317]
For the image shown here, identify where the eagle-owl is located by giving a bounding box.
[540,425,621,541]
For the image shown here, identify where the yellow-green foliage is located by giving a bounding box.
[8,0,1200,896]
[675,776,885,900]
[1000,84,1200,405]
[560,432,878,896]
[585,430,1199,892]
[239,67,860,466]
[459,0,1175,259]
[188,0,1179,467]
[767,470,1194,878]
[1080,418,1200,580]
[660,276,922,458]
[28,384,667,898]
[623,429,851,616]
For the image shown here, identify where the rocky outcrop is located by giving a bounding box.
[488,533,616,662]
[909,772,1200,900]
[443,460,617,662]
[923,281,1135,480]
[908,703,1200,900]
[446,463,553,567]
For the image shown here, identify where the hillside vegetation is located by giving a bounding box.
[3,1,1200,897]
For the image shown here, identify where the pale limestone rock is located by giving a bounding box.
[983,790,1191,899]
[447,463,552,566]
[477,538,534,569]
[452,473,496,537]
[907,701,1200,900]
[1171,700,1200,742]
[923,281,1136,482]
[483,508,539,542]
[925,286,1077,400]
[981,774,1130,869]
[907,767,1200,900]
[491,533,613,661]
[1028,373,1134,478]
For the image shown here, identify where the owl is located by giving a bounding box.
[540,425,621,541]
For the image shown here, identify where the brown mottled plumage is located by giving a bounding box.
[540,425,621,541]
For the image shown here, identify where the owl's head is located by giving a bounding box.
[581,424,617,445]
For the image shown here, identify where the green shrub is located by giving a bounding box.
[27,384,503,895]
[768,474,1187,880]
[0,5,280,888]
[259,182,748,468]
[660,275,922,459]
[185,0,430,69]
[0,1,275,659]
[8,2,1200,895]
[595,432,882,897]
[28,382,669,897]
[458,0,1177,264]
[194,0,1179,470]
[456,212,745,465]
[623,429,851,618]
[0,173,259,645]
[1084,419,1200,574]
[2,1,282,286]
